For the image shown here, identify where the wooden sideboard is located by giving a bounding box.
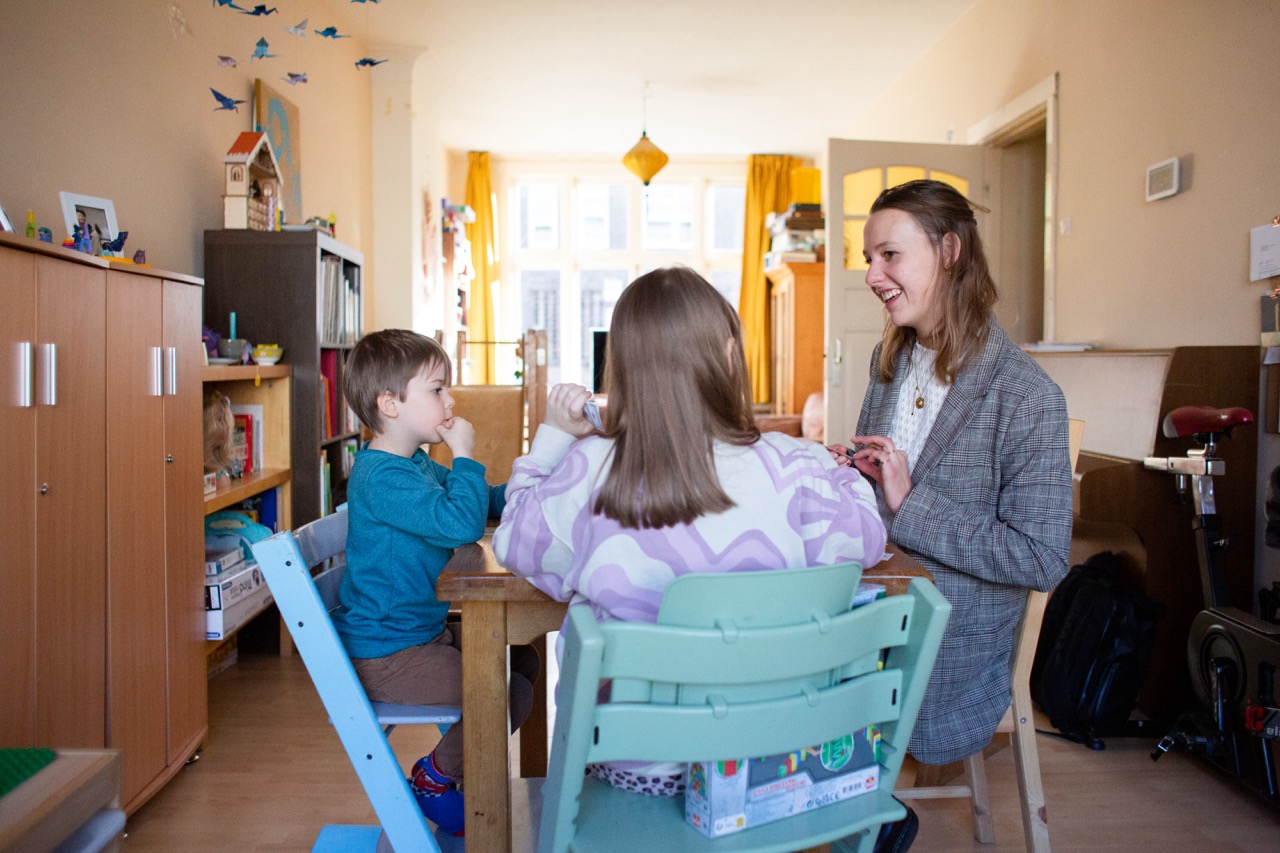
[0,233,206,813]
[766,262,824,416]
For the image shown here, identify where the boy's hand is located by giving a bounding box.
[546,383,596,438]
[438,416,476,459]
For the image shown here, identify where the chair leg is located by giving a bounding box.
[1011,700,1051,852]
[963,751,995,844]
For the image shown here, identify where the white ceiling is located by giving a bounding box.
[324,0,977,159]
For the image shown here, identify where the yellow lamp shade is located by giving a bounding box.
[622,132,669,185]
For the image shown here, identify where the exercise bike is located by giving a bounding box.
[1143,404,1280,808]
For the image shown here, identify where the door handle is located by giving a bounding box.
[37,343,56,406]
[150,346,163,397]
[16,341,33,407]
[164,346,178,396]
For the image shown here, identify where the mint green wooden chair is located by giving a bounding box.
[251,508,463,853]
[529,562,951,853]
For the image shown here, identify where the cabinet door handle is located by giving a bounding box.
[16,341,33,407]
[37,343,56,406]
[164,346,178,396]
[149,346,163,397]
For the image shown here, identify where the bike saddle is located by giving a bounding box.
[1161,405,1254,439]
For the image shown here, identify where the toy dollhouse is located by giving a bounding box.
[223,130,283,231]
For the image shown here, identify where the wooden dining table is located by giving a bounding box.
[436,542,932,853]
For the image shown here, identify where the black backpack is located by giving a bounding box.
[1031,550,1163,749]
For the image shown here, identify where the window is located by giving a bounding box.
[497,157,746,386]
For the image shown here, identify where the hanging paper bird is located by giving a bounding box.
[217,55,238,67]
[354,57,387,68]
[250,37,278,59]
[314,25,350,39]
[284,18,308,36]
[211,88,247,111]
[241,4,277,15]
[282,72,308,85]
[101,231,129,256]
[212,0,246,10]
[350,0,381,3]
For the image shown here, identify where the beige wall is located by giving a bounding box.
[0,1,374,292]
[847,0,1280,586]
[846,0,1280,350]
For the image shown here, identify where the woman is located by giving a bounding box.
[836,179,1073,767]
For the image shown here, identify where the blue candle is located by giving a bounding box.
[230,312,237,340]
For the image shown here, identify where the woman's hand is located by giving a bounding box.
[848,434,912,513]
[545,383,597,438]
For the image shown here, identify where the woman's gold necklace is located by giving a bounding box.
[909,349,926,414]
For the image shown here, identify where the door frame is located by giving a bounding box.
[968,73,1060,342]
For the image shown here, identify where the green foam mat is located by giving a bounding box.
[0,748,57,798]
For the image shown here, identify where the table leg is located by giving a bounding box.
[459,599,511,853]
[518,634,549,778]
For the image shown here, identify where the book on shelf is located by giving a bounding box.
[231,412,254,474]
[229,403,264,473]
[320,451,332,517]
[229,489,279,533]
[341,437,359,477]
[206,579,274,640]
[205,561,264,611]
[320,349,339,438]
[205,545,245,577]
[321,256,362,344]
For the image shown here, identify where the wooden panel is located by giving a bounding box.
[0,245,37,746]
[767,262,825,416]
[34,255,106,748]
[105,270,167,802]
[163,279,207,768]
[428,385,524,485]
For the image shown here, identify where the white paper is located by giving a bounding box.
[1251,224,1280,282]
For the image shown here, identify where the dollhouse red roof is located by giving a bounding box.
[225,131,276,165]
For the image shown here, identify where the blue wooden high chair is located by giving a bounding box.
[517,562,951,853]
[250,508,464,853]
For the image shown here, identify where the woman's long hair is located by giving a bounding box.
[594,266,759,528]
[870,179,997,384]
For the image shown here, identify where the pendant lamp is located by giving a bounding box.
[622,82,668,185]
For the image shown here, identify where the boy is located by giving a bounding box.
[337,329,538,836]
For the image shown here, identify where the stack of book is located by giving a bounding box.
[765,203,825,267]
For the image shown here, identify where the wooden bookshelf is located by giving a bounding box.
[203,468,292,514]
[203,230,363,528]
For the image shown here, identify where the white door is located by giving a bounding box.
[824,141,1002,447]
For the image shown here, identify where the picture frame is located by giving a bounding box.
[254,79,302,224]
[0,206,13,233]
[59,191,119,242]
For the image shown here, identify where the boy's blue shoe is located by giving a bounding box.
[410,754,465,836]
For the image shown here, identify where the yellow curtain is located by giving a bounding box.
[739,154,801,404]
[464,151,499,384]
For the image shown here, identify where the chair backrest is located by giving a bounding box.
[539,572,951,853]
[251,509,442,853]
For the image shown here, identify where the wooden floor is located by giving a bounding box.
[123,652,1280,852]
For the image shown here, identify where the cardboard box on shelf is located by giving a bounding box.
[205,561,264,610]
[206,580,273,641]
[685,726,881,839]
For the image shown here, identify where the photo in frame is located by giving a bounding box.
[254,79,301,224]
[58,192,119,245]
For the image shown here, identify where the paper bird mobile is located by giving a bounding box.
[211,88,247,111]
[212,0,246,10]
[284,18,308,36]
[101,231,129,255]
[250,37,278,59]
[217,55,238,67]
[354,57,387,68]
[282,72,308,85]
[350,0,381,3]
[241,4,277,15]
[314,26,350,39]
